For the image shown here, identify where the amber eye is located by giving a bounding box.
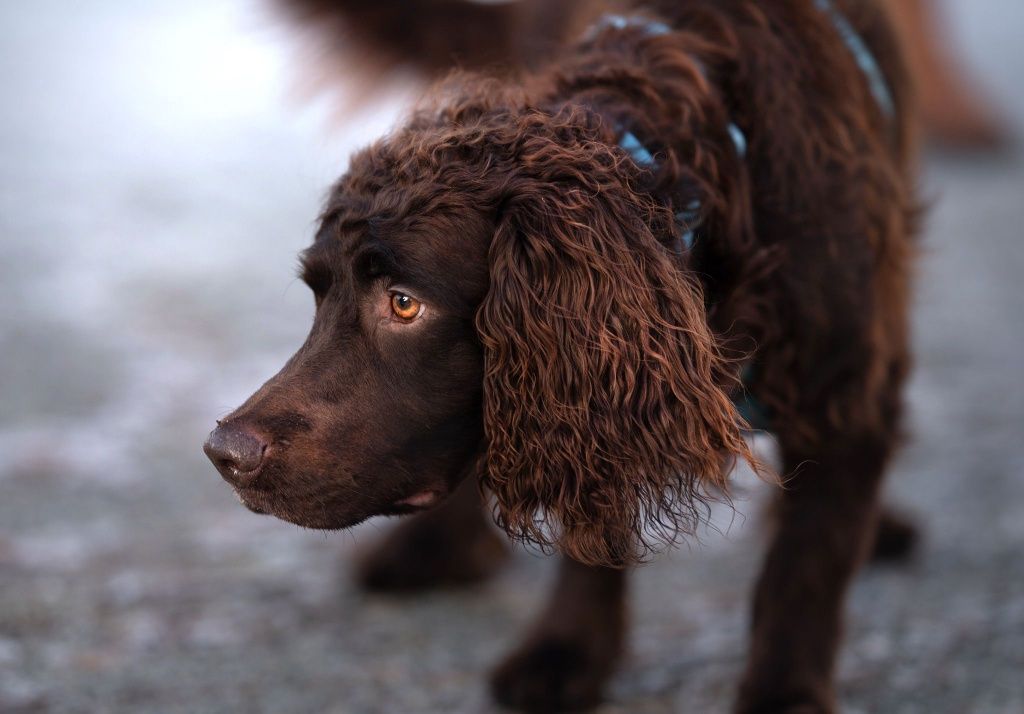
[390,292,423,321]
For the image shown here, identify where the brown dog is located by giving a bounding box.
[205,1,919,711]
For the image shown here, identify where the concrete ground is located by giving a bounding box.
[1,1,1022,712]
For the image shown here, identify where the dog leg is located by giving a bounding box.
[491,557,626,713]
[356,476,508,592]
[736,431,897,714]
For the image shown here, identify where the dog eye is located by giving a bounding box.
[390,292,423,321]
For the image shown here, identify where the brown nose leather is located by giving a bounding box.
[203,423,267,488]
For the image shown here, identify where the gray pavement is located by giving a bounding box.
[1,1,1023,712]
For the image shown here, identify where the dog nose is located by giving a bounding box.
[203,422,267,487]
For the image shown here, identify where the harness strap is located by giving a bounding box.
[814,0,896,118]
[583,13,672,39]
[585,14,747,252]
[614,130,720,250]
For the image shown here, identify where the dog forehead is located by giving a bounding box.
[304,209,489,313]
[311,172,494,307]
[378,216,492,309]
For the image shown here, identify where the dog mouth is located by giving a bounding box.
[233,488,271,515]
[395,490,441,509]
[230,482,446,525]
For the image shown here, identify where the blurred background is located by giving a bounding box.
[1,1,1022,712]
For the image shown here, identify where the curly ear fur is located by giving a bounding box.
[476,108,755,567]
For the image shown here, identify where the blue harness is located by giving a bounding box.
[587,3,894,430]
[813,0,896,118]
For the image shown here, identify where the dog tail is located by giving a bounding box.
[277,0,582,79]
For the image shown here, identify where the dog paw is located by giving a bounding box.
[869,507,919,563]
[735,689,833,714]
[356,515,508,593]
[490,635,618,713]
[736,701,831,714]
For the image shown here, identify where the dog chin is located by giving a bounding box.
[232,484,448,528]
[232,488,361,529]
[233,488,270,515]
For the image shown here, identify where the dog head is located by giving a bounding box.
[205,95,753,565]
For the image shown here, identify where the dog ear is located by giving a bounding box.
[476,121,755,566]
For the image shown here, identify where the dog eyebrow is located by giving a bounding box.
[350,239,399,281]
[312,209,448,298]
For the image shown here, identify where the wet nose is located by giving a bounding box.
[203,422,268,487]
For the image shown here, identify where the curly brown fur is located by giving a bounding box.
[207,0,920,711]
[472,100,755,566]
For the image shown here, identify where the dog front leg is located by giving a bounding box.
[735,432,896,714]
[491,557,627,712]
[356,476,508,592]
